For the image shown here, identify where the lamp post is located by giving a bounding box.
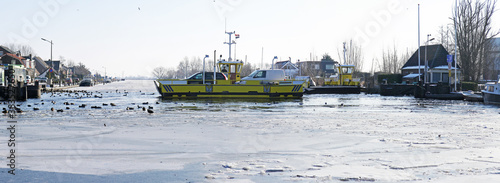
[425,34,435,83]
[41,38,54,86]
[202,55,209,84]
[102,66,107,84]
[41,38,53,61]
[272,56,278,70]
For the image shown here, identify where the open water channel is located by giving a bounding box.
[1,80,500,182]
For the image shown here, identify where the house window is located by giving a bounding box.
[441,73,449,83]
[325,64,335,70]
[314,64,320,70]
[432,73,440,83]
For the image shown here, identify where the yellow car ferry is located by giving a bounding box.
[154,61,304,98]
[154,31,305,99]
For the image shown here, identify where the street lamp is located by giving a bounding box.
[272,56,278,70]
[102,66,107,84]
[202,55,209,84]
[41,38,53,61]
[425,34,435,83]
[41,38,53,86]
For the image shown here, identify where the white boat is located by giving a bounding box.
[482,79,500,105]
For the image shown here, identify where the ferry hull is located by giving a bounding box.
[483,92,500,105]
[304,86,361,94]
[155,81,303,99]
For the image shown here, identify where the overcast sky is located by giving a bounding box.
[1,0,499,77]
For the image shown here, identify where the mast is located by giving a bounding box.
[418,4,421,82]
[343,42,347,65]
[224,31,235,61]
[454,0,458,91]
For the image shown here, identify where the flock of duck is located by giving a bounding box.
[2,89,157,114]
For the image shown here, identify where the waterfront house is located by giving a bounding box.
[1,53,26,66]
[34,56,50,77]
[401,44,460,84]
[274,60,299,78]
[0,45,15,55]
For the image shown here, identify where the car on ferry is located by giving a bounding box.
[241,70,286,82]
[186,72,227,84]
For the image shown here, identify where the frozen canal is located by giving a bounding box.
[1,80,500,182]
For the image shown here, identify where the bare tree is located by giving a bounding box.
[67,60,76,67]
[453,0,499,81]
[241,62,255,77]
[378,45,408,74]
[343,39,364,72]
[152,66,168,79]
[59,56,66,66]
[437,25,456,54]
[73,62,91,79]
[189,56,202,74]
[4,43,36,56]
[177,57,190,78]
[165,68,177,79]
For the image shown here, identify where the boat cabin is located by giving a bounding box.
[324,65,360,86]
[218,61,243,84]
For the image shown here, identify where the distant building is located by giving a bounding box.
[274,60,299,78]
[484,37,500,81]
[1,53,26,66]
[298,58,339,77]
[401,44,460,84]
[33,56,50,77]
[0,45,15,55]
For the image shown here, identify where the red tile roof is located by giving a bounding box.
[5,53,26,66]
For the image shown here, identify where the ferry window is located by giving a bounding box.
[342,67,353,74]
[216,73,226,80]
[230,65,236,73]
[254,71,266,78]
[221,65,228,72]
[189,73,203,80]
